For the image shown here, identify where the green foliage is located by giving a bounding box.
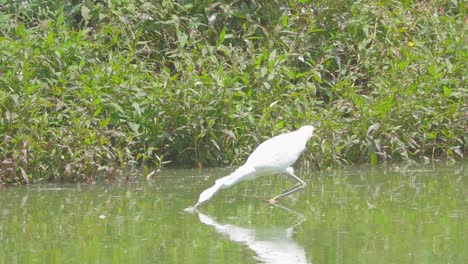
[0,0,466,184]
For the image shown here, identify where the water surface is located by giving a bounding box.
[0,162,466,263]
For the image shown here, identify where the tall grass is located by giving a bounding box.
[0,0,466,184]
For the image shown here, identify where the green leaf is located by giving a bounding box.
[269,49,277,62]
[16,24,25,38]
[93,107,103,117]
[81,5,91,24]
[132,102,142,116]
[312,71,322,83]
[277,120,284,129]
[442,86,451,97]
[428,64,436,76]
[281,15,288,27]
[128,122,140,133]
[178,32,188,48]
[219,26,226,44]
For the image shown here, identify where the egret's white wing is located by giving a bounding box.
[245,132,306,170]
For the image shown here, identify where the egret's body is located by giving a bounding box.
[194,125,314,208]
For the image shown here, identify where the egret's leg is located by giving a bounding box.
[268,167,307,203]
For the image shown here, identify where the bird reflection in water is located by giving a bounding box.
[195,204,310,264]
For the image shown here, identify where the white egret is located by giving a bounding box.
[194,125,314,208]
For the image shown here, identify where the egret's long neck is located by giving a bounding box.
[195,165,255,207]
[217,165,255,189]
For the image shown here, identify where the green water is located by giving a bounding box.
[0,162,466,264]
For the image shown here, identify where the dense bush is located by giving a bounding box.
[0,0,466,184]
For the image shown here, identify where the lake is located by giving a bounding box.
[0,162,466,263]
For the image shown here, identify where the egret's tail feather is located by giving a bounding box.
[194,165,254,208]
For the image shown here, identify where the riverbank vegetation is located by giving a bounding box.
[0,0,466,184]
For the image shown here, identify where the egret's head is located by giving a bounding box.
[298,125,314,138]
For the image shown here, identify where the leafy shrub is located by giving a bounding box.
[0,0,465,184]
